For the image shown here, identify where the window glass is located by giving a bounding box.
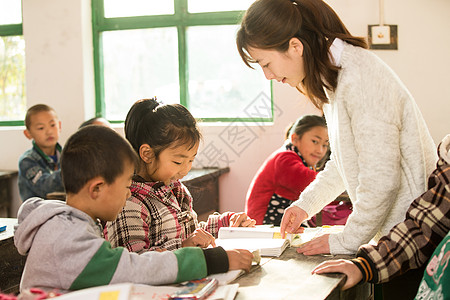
[103,0,174,18]
[187,25,270,119]
[102,27,179,121]
[0,0,22,25]
[188,0,254,13]
[0,36,26,121]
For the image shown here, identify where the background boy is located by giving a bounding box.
[14,125,253,292]
[18,104,64,201]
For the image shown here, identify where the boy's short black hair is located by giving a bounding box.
[61,125,138,194]
[25,104,57,129]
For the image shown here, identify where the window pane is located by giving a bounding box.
[103,0,174,18]
[188,0,254,13]
[102,28,179,120]
[0,0,22,25]
[187,25,270,119]
[0,36,26,121]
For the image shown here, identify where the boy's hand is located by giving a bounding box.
[229,212,256,227]
[312,259,363,290]
[226,249,253,272]
[280,206,308,238]
[182,228,216,248]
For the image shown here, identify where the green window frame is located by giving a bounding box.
[0,18,24,126]
[91,0,273,123]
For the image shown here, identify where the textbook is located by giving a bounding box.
[215,226,324,256]
[215,237,290,257]
[217,226,323,248]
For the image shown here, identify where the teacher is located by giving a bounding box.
[236,0,437,254]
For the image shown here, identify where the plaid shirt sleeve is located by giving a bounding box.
[198,212,234,238]
[353,152,450,284]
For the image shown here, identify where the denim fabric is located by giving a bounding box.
[18,142,64,201]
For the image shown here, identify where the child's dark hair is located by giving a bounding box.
[79,117,111,129]
[125,98,201,159]
[289,114,327,139]
[61,125,138,194]
[25,104,57,129]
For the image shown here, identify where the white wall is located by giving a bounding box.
[1,0,449,217]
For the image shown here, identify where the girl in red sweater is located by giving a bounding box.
[245,115,329,225]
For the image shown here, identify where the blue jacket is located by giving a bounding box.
[18,141,64,201]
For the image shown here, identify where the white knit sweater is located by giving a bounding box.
[292,41,437,254]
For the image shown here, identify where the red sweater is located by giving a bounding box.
[245,147,317,225]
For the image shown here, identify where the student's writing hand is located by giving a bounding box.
[229,212,256,227]
[280,206,308,238]
[312,259,363,290]
[296,234,330,255]
[182,228,216,248]
[226,249,253,273]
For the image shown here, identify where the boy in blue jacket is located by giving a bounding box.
[18,104,64,201]
[14,125,252,293]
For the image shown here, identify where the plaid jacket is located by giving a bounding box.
[105,177,233,253]
[352,134,450,283]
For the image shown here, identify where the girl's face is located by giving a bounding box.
[247,38,305,88]
[146,142,199,185]
[291,126,329,167]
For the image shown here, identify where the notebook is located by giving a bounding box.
[216,226,324,255]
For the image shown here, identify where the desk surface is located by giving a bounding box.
[234,247,370,300]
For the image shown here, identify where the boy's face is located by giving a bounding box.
[97,161,134,221]
[146,142,199,185]
[24,110,61,154]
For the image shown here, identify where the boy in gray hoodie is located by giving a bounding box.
[14,125,253,293]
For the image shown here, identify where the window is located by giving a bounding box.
[92,0,271,123]
[0,0,26,126]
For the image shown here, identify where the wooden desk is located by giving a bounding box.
[0,170,18,217]
[182,167,230,221]
[0,218,26,294]
[234,247,372,300]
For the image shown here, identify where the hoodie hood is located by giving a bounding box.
[439,134,450,165]
[14,198,95,255]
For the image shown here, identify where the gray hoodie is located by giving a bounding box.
[14,198,228,292]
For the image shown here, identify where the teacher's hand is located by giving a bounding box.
[296,234,330,255]
[280,206,308,238]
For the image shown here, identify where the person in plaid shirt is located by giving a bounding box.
[105,98,256,253]
[312,134,450,299]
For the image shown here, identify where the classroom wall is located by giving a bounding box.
[0,0,449,217]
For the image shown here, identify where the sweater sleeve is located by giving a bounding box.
[291,158,346,218]
[354,158,450,283]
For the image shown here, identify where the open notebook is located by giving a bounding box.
[215,226,323,257]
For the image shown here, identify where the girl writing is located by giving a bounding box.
[105,98,256,253]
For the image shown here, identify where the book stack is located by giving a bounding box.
[215,226,323,257]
